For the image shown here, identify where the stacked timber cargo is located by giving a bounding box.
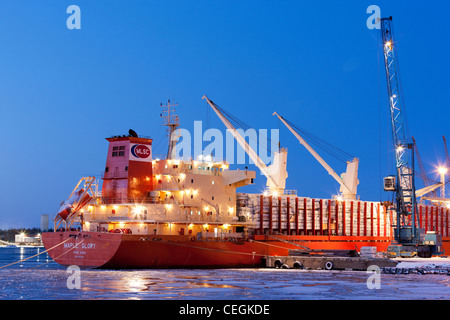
[237,193,393,237]
[417,204,450,237]
[238,193,450,254]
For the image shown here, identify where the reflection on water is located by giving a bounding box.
[1,247,450,300]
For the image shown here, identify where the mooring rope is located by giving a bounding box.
[155,237,297,258]
[0,238,86,278]
[0,237,73,270]
[157,239,266,257]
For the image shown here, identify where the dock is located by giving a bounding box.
[265,248,398,271]
[0,239,16,246]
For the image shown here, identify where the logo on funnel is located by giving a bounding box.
[131,144,151,159]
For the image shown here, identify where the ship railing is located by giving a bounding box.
[101,197,156,204]
[109,134,152,140]
[199,232,244,240]
[185,215,216,222]
[153,154,229,164]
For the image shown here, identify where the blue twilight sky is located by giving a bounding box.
[0,1,449,228]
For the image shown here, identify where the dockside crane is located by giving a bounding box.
[412,136,441,201]
[381,17,442,257]
[420,136,450,203]
[412,137,431,190]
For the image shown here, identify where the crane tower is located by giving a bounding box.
[381,17,442,257]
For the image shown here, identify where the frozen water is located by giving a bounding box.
[1,247,450,300]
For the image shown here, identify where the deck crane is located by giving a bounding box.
[202,95,288,195]
[381,17,442,257]
[273,112,359,200]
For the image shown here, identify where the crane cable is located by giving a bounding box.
[211,101,280,157]
[211,100,354,164]
[281,117,355,164]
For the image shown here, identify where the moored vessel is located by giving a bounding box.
[42,99,450,268]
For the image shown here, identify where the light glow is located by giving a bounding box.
[133,206,144,216]
[438,167,448,175]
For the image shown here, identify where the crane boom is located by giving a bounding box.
[273,111,357,198]
[202,95,287,193]
[416,182,444,198]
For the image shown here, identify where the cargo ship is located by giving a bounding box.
[42,97,450,268]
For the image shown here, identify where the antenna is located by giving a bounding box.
[161,99,180,159]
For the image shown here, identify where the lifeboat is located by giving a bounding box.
[56,188,92,221]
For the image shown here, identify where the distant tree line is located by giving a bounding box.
[0,228,53,243]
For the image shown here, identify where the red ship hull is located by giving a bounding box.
[42,231,450,269]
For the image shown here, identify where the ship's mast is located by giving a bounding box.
[161,99,180,159]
